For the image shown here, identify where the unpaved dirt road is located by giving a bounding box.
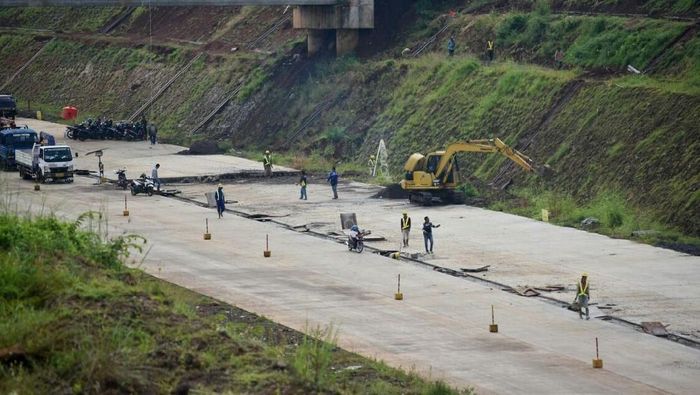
[3,119,700,394]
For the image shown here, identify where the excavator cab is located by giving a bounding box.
[400,138,538,205]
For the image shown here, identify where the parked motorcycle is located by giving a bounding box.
[115,168,128,190]
[65,118,148,142]
[130,174,154,196]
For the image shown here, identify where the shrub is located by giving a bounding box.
[458,183,479,198]
[291,323,338,390]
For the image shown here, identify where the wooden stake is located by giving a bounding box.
[394,274,403,300]
[592,337,603,368]
[203,218,211,240]
[489,305,499,333]
[264,234,271,257]
[123,195,129,216]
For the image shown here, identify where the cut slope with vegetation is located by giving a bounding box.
[0,213,469,394]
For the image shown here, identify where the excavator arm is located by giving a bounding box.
[434,138,534,183]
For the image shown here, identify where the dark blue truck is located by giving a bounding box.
[1,127,38,169]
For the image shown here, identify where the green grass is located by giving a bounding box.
[0,6,122,32]
[0,213,472,394]
[489,187,700,248]
[454,10,689,69]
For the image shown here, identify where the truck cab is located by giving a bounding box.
[16,143,74,183]
[0,127,38,168]
[0,95,17,119]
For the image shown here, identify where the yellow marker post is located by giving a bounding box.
[123,195,129,216]
[263,234,271,257]
[394,274,403,300]
[592,337,603,368]
[541,209,550,222]
[489,305,499,333]
[203,218,211,240]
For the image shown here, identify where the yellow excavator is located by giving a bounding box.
[400,138,536,205]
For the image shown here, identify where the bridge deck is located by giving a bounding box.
[1,0,339,6]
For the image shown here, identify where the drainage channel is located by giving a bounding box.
[148,189,700,351]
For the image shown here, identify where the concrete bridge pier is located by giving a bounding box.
[294,0,373,56]
[336,29,359,55]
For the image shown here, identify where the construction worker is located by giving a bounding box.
[554,48,565,69]
[422,216,440,254]
[401,212,411,248]
[140,116,148,140]
[576,273,591,320]
[263,150,272,177]
[298,170,308,200]
[151,163,161,191]
[447,35,456,56]
[368,155,376,176]
[486,40,495,63]
[215,184,225,218]
[327,166,338,199]
[147,123,158,145]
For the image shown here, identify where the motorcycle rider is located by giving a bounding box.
[348,224,360,249]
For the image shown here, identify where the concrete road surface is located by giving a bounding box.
[2,174,700,394]
[175,178,700,342]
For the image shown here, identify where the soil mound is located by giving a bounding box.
[180,140,223,155]
[372,183,409,199]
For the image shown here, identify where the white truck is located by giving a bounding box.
[16,143,74,183]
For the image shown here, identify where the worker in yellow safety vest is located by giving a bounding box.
[576,273,591,320]
[486,40,495,63]
[368,155,376,176]
[401,212,411,248]
[262,150,272,177]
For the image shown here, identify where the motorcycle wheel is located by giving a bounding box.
[131,187,137,196]
[355,241,364,253]
[121,183,127,190]
[147,188,153,197]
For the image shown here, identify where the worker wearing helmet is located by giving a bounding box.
[401,212,411,248]
[576,273,591,320]
[215,183,225,218]
[368,154,376,176]
[349,224,360,249]
[262,150,272,177]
